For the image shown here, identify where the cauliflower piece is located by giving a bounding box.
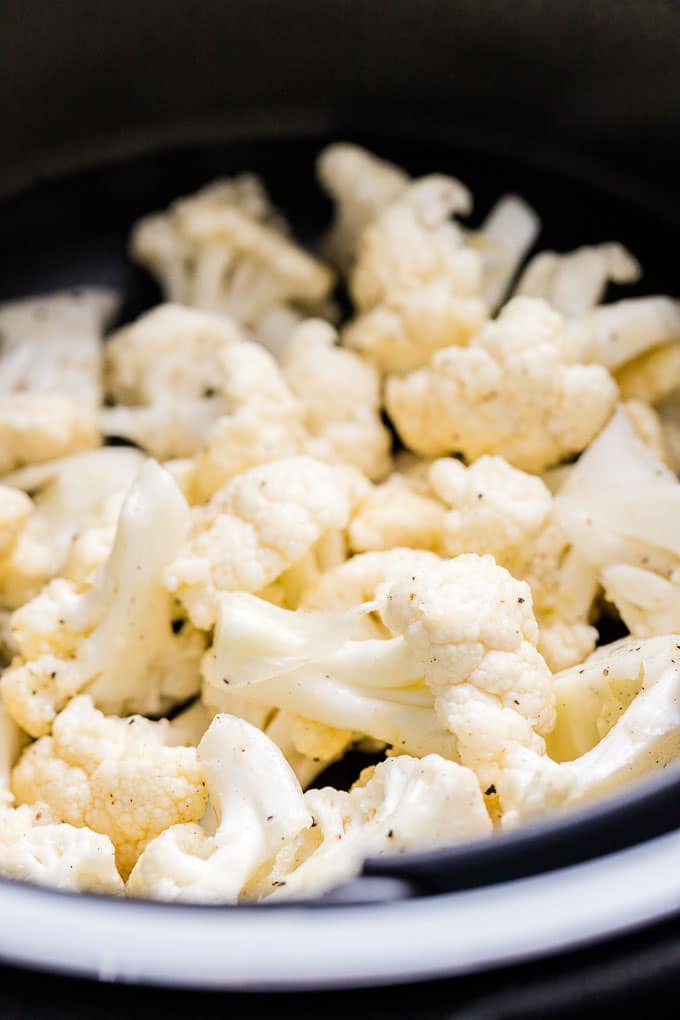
[568,296,680,372]
[0,699,23,806]
[282,319,392,480]
[616,343,680,405]
[130,177,334,337]
[623,399,670,464]
[1,461,204,736]
[343,176,487,375]
[202,586,457,760]
[12,696,208,876]
[0,448,144,608]
[499,648,680,826]
[127,714,311,902]
[514,243,640,317]
[350,175,479,310]
[547,635,678,762]
[555,406,680,636]
[165,456,351,629]
[0,803,123,894]
[475,194,540,312]
[0,485,32,560]
[386,297,618,471]
[380,554,555,790]
[99,304,256,459]
[0,288,118,473]
[349,473,446,554]
[316,143,410,272]
[261,755,492,900]
[0,611,17,666]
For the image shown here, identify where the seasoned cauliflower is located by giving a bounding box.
[0,448,144,608]
[1,461,204,736]
[474,194,540,311]
[0,288,118,473]
[99,304,248,458]
[514,243,640,316]
[568,296,680,371]
[130,176,334,339]
[317,143,410,272]
[260,755,492,900]
[386,297,618,471]
[165,456,352,629]
[128,714,311,902]
[12,696,208,876]
[282,319,392,480]
[555,406,680,637]
[0,802,123,894]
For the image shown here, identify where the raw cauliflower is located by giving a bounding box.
[514,243,640,317]
[386,297,618,471]
[165,456,352,629]
[282,319,392,480]
[0,485,32,561]
[260,754,492,901]
[127,714,311,902]
[316,143,410,272]
[130,176,335,340]
[343,176,488,374]
[0,288,118,473]
[11,696,208,877]
[0,802,123,894]
[0,447,144,609]
[1,461,204,736]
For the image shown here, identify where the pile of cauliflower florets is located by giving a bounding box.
[1,144,680,903]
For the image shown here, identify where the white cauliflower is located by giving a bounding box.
[616,343,680,405]
[11,696,208,876]
[99,304,260,459]
[316,143,410,272]
[0,485,32,561]
[1,461,204,736]
[261,755,492,900]
[282,319,392,480]
[165,456,352,629]
[514,243,640,316]
[568,296,680,371]
[0,288,118,473]
[130,176,334,338]
[0,447,144,608]
[475,194,541,311]
[349,472,446,554]
[128,714,310,902]
[386,297,618,471]
[0,803,123,894]
[555,406,680,637]
[498,637,680,825]
[0,699,23,806]
[343,176,488,374]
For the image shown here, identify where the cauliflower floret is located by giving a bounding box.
[11,696,208,877]
[380,554,555,790]
[165,456,352,629]
[498,642,680,826]
[623,399,670,464]
[1,461,204,736]
[474,194,540,312]
[386,297,618,471]
[0,448,144,608]
[127,714,310,902]
[343,177,488,375]
[0,699,23,806]
[0,802,123,894]
[616,343,680,405]
[0,288,118,473]
[350,175,480,310]
[99,304,259,459]
[514,243,640,317]
[282,319,392,480]
[0,485,32,560]
[260,755,492,900]
[555,406,680,637]
[130,177,334,339]
[568,296,680,372]
[316,143,410,272]
[349,473,446,554]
